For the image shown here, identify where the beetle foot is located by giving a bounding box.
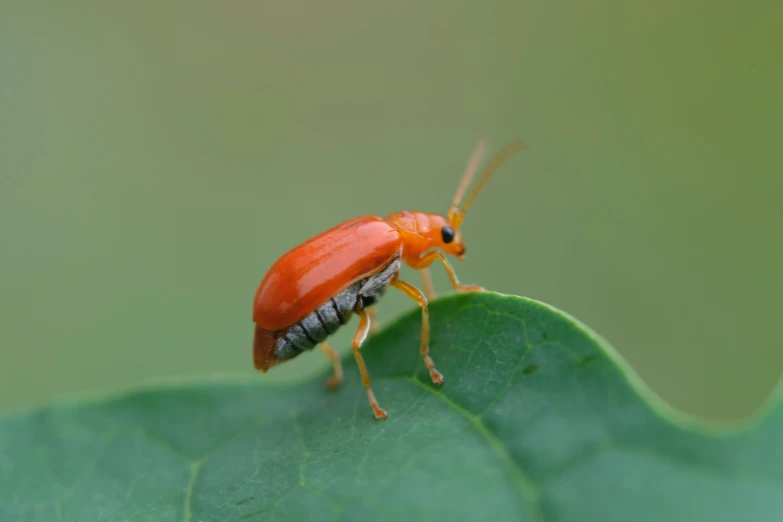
[367,389,387,419]
[324,377,341,390]
[457,284,484,293]
[372,405,388,420]
[423,355,444,385]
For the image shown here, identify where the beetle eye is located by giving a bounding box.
[441,225,455,244]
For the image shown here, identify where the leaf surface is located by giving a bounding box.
[1,293,780,522]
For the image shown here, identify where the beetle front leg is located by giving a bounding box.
[391,278,444,385]
[351,309,387,419]
[410,250,484,293]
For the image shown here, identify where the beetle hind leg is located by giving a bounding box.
[319,342,343,390]
[352,309,387,419]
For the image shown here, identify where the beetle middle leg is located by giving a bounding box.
[366,305,381,334]
[410,250,483,293]
[390,278,444,385]
[352,309,387,419]
[319,342,343,390]
[419,266,437,301]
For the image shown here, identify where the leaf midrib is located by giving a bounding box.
[399,376,544,522]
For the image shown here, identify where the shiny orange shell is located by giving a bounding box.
[253,216,402,332]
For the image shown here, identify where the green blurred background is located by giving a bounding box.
[1,2,781,420]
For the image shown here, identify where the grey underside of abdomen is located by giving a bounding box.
[274,254,401,361]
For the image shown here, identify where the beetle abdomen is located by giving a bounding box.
[254,254,401,371]
[275,254,401,359]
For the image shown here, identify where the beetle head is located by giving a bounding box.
[429,213,466,261]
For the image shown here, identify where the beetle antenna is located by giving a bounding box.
[450,139,488,217]
[449,139,528,229]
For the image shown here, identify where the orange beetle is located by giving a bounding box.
[252,140,527,419]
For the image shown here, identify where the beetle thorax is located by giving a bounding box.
[385,211,464,262]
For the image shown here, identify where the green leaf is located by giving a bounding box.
[1,293,780,522]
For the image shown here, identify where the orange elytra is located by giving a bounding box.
[252,139,527,419]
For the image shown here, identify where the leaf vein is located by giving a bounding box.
[401,376,544,522]
[182,460,201,522]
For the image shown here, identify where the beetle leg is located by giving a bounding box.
[366,305,381,334]
[390,279,444,385]
[410,250,483,293]
[319,342,343,390]
[419,266,437,301]
[352,309,387,419]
